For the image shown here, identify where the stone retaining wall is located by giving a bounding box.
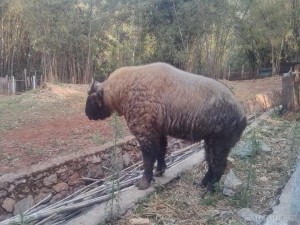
[0,136,139,221]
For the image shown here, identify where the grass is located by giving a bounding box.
[51,139,65,148]
[0,87,86,133]
[104,113,124,222]
[233,130,259,208]
[20,144,45,156]
[91,133,106,146]
[9,212,30,225]
[200,195,219,207]
[110,115,300,225]
[205,215,217,225]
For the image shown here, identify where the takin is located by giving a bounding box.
[85,62,247,192]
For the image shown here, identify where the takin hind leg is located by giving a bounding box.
[154,136,167,177]
[197,137,231,193]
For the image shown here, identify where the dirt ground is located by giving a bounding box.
[0,83,128,175]
[2,76,297,225]
[0,77,281,176]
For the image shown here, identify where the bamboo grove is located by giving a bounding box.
[0,0,299,83]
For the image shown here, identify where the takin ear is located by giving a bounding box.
[88,81,104,95]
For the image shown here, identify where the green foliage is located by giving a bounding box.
[1,0,300,81]
[91,133,105,146]
[105,113,123,221]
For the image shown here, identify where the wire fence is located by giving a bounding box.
[0,72,43,95]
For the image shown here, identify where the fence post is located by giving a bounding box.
[12,76,15,94]
[228,66,231,80]
[24,69,27,91]
[6,75,8,94]
[241,64,244,80]
[33,75,36,90]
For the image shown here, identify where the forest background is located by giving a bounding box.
[0,0,299,83]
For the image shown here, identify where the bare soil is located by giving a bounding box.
[0,83,128,175]
[0,77,281,176]
[2,76,297,225]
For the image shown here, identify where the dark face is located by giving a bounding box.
[85,81,112,120]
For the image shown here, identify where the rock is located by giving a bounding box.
[84,164,104,179]
[8,185,15,192]
[230,140,253,158]
[20,186,31,193]
[259,176,268,182]
[2,198,16,213]
[15,178,26,185]
[50,191,69,203]
[85,155,101,163]
[129,217,150,225]
[0,213,12,221]
[0,189,7,198]
[123,152,131,167]
[68,172,81,186]
[219,210,233,221]
[13,195,34,216]
[53,182,69,193]
[56,165,68,174]
[43,174,58,186]
[101,154,109,160]
[58,170,73,181]
[209,209,220,217]
[34,191,51,204]
[223,169,242,196]
[237,208,266,224]
[231,139,271,158]
[114,147,122,155]
[111,154,124,171]
[260,141,271,153]
[32,172,46,181]
[72,185,86,193]
[0,206,12,220]
[268,196,280,208]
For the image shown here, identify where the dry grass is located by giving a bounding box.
[109,114,300,225]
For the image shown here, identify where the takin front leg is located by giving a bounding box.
[134,137,160,190]
[154,136,167,177]
[196,138,230,194]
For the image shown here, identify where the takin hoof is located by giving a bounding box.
[199,184,217,198]
[154,166,166,177]
[200,187,216,198]
[193,178,208,188]
[135,177,151,190]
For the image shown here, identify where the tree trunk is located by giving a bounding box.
[282,70,300,112]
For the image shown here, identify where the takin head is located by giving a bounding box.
[85,81,112,120]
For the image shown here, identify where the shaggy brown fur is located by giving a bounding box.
[86,63,247,191]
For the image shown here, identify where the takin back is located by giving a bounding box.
[85,62,247,192]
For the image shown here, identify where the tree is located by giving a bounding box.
[0,0,300,83]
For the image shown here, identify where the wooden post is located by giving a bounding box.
[241,64,244,80]
[12,76,15,94]
[293,64,300,111]
[281,70,300,112]
[228,66,231,80]
[6,75,8,94]
[24,69,27,91]
[33,75,36,90]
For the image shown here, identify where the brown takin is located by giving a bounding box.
[85,62,247,192]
